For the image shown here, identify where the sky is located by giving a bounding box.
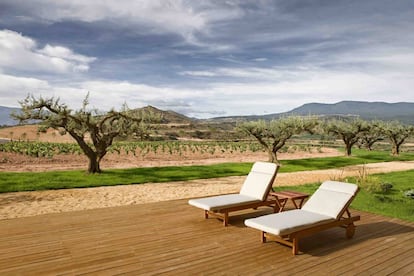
[0,0,413,118]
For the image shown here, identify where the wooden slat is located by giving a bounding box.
[0,199,413,275]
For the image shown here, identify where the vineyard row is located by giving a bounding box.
[0,140,328,158]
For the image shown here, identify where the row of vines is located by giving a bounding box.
[0,140,327,158]
[0,141,262,158]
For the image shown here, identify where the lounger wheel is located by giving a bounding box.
[346,223,355,238]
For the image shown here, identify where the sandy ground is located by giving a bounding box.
[1,159,414,220]
[2,125,414,220]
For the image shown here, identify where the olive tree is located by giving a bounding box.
[357,121,384,151]
[378,121,414,156]
[237,116,318,163]
[13,94,159,173]
[323,118,369,156]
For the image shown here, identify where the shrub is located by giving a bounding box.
[380,183,393,193]
[355,165,392,194]
[404,189,414,199]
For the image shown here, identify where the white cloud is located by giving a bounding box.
[38,45,96,65]
[76,67,414,117]
[0,74,50,105]
[253,58,267,62]
[1,67,413,118]
[179,71,218,77]
[80,80,200,110]
[10,1,207,39]
[1,1,413,119]
[3,1,243,46]
[0,73,88,108]
[0,30,96,74]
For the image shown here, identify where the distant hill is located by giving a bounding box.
[0,105,195,127]
[285,101,414,123]
[137,105,194,124]
[211,101,414,124]
[0,106,20,126]
[1,101,414,127]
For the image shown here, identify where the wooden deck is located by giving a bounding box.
[0,199,413,275]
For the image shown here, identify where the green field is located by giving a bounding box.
[1,149,413,222]
[274,170,414,222]
[1,150,414,193]
[1,149,414,193]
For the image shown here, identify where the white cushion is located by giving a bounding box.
[318,181,359,195]
[188,162,277,212]
[245,181,358,236]
[250,161,278,174]
[245,209,334,236]
[301,181,358,219]
[188,194,260,211]
[239,162,278,201]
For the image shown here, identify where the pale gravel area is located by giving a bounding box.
[1,161,414,220]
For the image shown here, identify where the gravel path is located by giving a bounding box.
[1,161,414,220]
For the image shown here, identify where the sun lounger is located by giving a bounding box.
[245,181,360,255]
[188,162,279,226]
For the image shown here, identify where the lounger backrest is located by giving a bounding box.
[239,162,278,201]
[301,181,359,219]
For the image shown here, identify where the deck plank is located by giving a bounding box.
[0,199,413,275]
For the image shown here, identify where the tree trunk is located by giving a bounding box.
[345,144,352,156]
[267,150,279,164]
[86,153,102,173]
[392,145,400,156]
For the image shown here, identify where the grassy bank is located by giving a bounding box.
[274,170,414,222]
[1,150,414,193]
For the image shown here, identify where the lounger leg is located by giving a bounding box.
[223,212,229,226]
[292,238,299,255]
[204,210,209,219]
[346,223,356,238]
[261,232,267,243]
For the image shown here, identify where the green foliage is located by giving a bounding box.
[323,118,370,156]
[354,164,385,193]
[237,116,318,163]
[12,94,160,173]
[0,141,82,157]
[0,140,266,158]
[357,120,384,150]
[351,170,414,221]
[377,120,414,156]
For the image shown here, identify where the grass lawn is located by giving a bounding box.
[1,150,414,193]
[1,149,413,222]
[273,170,414,222]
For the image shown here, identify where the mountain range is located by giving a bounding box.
[1,101,414,126]
[0,106,20,126]
[287,101,414,123]
[209,101,414,124]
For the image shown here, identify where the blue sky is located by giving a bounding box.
[0,0,413,118]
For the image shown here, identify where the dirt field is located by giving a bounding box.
[0,146,342,172]
[1,125,414,220]
[0,124,342,172]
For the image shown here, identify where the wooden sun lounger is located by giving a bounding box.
[201,195,280,227]
[188,162,279,226]
[245,181,361,255]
